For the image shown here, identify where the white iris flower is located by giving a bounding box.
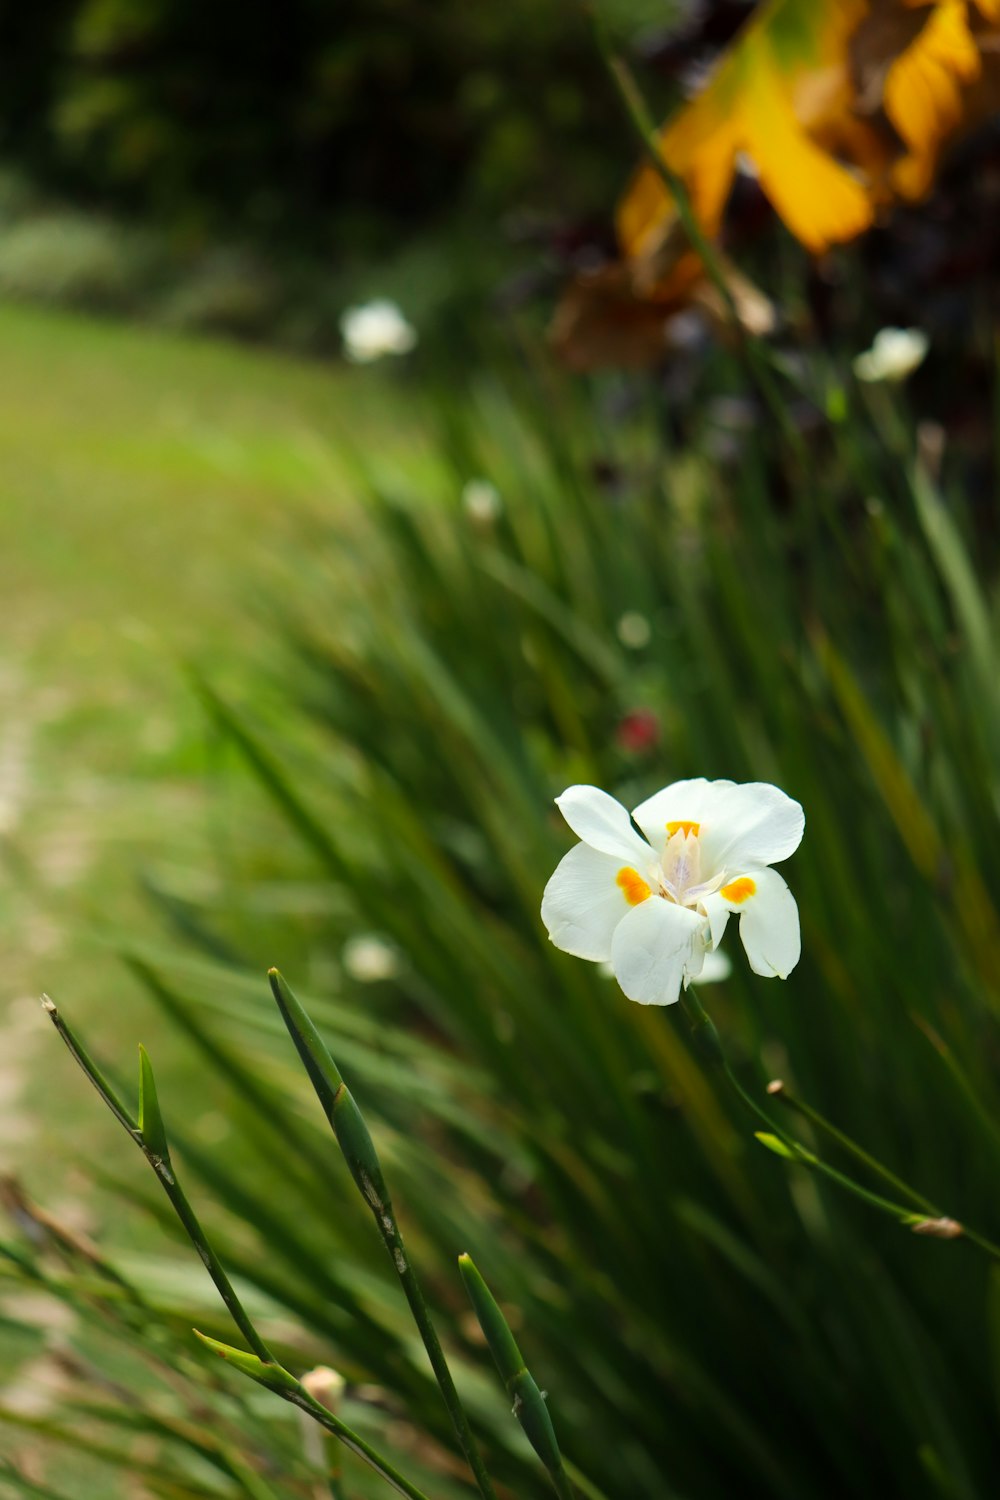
[853,327,928,383]
[340,299,417,363]
[541,779,804,1006]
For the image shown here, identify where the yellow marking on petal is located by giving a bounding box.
[666,820,700,838]
[616,867,652,906]
[721,876,756,905]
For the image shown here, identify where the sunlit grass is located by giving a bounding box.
[0,302,428,1188]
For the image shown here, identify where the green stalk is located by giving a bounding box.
[768,1080,1000,1262]
[44,989,272,1364]
[767,1081,936,1214]
[458,1253,576,1500]
[678,988,1000,1251]
[268,969,499,1500]
[43,996,437,1500]
[719,1058,917,1220]
[196,1336,433,1500]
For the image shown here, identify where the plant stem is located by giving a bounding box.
[718,1059,917,1220]
[769,1082,936,1214]
[269,971,498,1500]
[679,988,1000,1261]
[390,1226,499,1500]
[44,996,438,1500]
[290,1387,434,1500]
[550,1466,577,1500]
[769,1080,1000,1263]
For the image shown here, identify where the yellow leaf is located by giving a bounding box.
[886,0,982,198]
[617,0,1000,261]
[742,57,874,252]
[617,0,873,261]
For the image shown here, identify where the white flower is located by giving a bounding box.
[853,327,928,384]
[300,1366,346,1409]
[342,934,398,982]
[541,778,803,1006]
[616,611,651,650]
[697,947,732,984]
[462,478,502,523]
[340,299,417,363]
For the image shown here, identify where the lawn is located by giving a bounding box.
[0,301,415,1182]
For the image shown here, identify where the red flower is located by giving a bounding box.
[615,708,661,754]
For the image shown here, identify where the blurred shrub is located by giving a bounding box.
[0,211,159,311]
[155,249,282,339]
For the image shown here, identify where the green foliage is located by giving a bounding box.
[9,325,1000,1499]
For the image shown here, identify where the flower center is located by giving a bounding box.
[659,824,704,904]
[617,822,732,913]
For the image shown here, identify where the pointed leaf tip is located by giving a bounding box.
[138,1045,171,1166]
[459,1254,525,1387]
[193,1330,297,1392]
[754,1131,816,1164]
[268,967,344,1108]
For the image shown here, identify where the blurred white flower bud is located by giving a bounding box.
[853,327,928,383]
[342,934,398,983]
[340,299,417,363]
[462,478,502,524]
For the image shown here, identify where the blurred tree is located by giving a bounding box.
[0,0,680,256]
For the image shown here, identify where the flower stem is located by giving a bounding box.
[768,1081,936,1214]
[768,1080,1000,1263]
[718,1059,917,1220]
[679,988,1000,1260]
[44,996,437,1500]
[270,970,499,1500]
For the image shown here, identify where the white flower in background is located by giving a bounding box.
[541,779,803,1006]
[616,611,651,650]
[853,327,928,384]
[342,933,398,983]
[340,299,417,363]
[461,478,502,523]
[698,947,732,984]
[300,1366,346,1410]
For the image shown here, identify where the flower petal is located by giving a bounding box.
[541,843,642,962]
[610,898,705,1006]
[631,778,734,854]
[698,782,804,874]
[721,867,801,979]
[555,785,652,863]
[699,891,731,951]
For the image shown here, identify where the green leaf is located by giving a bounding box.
[459,1254,565,1481]
[137,1044,172,1168]
[192,1331,298,1394]
[330,1082,392,1217]
[754,1132,816,1164]
[267,966,344,1121]
[458,1252,524,1387]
